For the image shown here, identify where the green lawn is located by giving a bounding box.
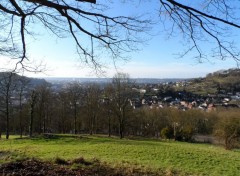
[0,135,240,175]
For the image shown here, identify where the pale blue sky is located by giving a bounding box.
[1,0,238,78]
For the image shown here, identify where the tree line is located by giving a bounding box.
[0,72,240,150]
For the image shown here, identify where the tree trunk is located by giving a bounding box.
[29,91,37,138]
[43,114,46,134]
[74,103,77,134]
[89,107,93,135]
[6,94,9,140]
[89,118,93,135]
[108,111,111,137]
[29,107,34,137]
[90,114,96,135]
[19,111,23,138]
[39,114,42,134]
[119,124,124,139]
[119,118,124,139]
[225,137,230,150]
[94,114,97,134]
[19,92,23,138]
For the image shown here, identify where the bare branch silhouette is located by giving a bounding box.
[0,0,149,73]
[159,0,240,64]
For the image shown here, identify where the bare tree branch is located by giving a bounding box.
[0,0,149,74]
[159,0,240,64]
[2,0,240,75]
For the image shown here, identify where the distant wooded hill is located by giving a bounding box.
[183,68,240,95]
[0,72,47,88]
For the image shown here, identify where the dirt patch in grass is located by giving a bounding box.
[0,158,163,176]
[0,159,80,176]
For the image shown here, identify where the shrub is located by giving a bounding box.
[214,110,240,150]
[161,127,173,139]
[181,126,194,142]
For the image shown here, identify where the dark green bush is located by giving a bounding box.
[161,127,173,139]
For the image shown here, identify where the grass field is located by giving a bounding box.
[0,135,240,175]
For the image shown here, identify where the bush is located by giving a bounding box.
[161,127,173,139]
[214,110,240,150]
[181,126,194,142]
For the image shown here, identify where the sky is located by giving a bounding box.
[0,0,239,79]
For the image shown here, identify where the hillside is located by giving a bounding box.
[0,72,47,88]
[0,135,240,176]
[183,68,240,95]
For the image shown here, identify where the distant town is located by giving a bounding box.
[5,69,240,112]
[45,76,240,111]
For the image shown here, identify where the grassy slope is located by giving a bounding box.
[0,135,240,175]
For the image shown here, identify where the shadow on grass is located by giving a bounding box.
[0,156,167,176]
[0,151,27,164]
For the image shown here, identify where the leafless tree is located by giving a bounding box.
[159,0,240,64]
[16,75,30,138]
[111,72,134,139]
[29,90,37,137]
[0,72,16,139]
[57,90,71,134]
[66,82,83,134]
[84,84,101,135]
[215,110,240,150]
[103,85,115,137]
[35,83,52,134]
[0,0,149,73]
